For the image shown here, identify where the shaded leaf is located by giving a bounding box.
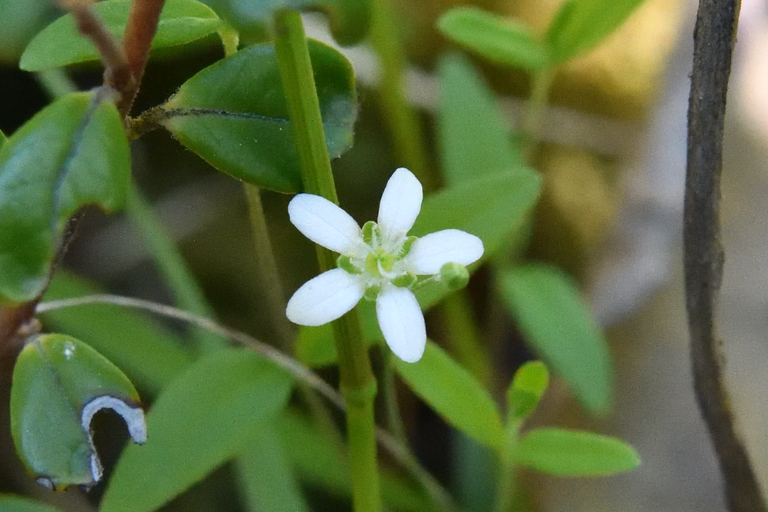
[500,264,612,414]
[515,428,640,476]
[507,361,549,423]
[100,349,293,512]
[438,7,549,70]
[0,496,64,512]
[395,341,503,449]
[20,0,221,71]
[237,423,309,512]
[0,0,59,63]
[40,271,193,395]
[0,130,6,147]
[11,334,145,490]
[545,0,647,63]
[0,91,130,304]
[438,53,531,186]
[161,40,357,193]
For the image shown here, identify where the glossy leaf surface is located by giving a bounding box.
[161,40,357,193]
[11,334,145,490]
[500,264,613,414]
[41,272,193,395]
[545,0,647,63]
[100,349,293,512]
[438,7,549,70]
[0,91,130,304]
[507,361,549,423]
[395,341,503,449]
[515,428,640,476]
[20,0,221,71]
[0,496,64,512]
[438,53,532,186]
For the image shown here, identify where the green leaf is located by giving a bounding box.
[515,428,640,476]
[40,271,193,395]
[278,411,434,512]
[0,496,64,512]
[236,423,310,512]
[507,361,549,423]
[0,0,59,63]
[199,0,370,46]
[545,0,647,63]
[395,341,503,449]
[412,170,541,259]
[20,0,221,71]
[100,349,293,512]
[438,7,549,70]
[438,53,532,186]
[0,130,6,147]
[500,264,613,414]
[10,334,146,490]
[161,40,357,193]
[0,91,130,304]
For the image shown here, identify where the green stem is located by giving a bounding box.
[520,68,555,163]
[369,0,435,189]
[492,423,519,512]
[441,292,492,387]
[273,10,381,512]
[126,184,225,353]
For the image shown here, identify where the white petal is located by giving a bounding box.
[286,269,365,326]
[376,285,426,363]
[377,168,423,246]
[289,194,366,256]
[406,229,484,275]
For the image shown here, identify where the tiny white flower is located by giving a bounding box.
[286,168,484,363]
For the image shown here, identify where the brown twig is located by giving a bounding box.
[119,0,167,115]
[684,1,765,511]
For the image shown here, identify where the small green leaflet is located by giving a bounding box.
[20,0,222,71]
[515,428,640,476]
[507,361,549,424]
[0,495,64,512]
[10,334,146,490]
[500,264,613,414]
[395,341,504,449]
[100,349,293,512]
[160,40,357,193]
[0,90,130,304]
[438,7,549,70]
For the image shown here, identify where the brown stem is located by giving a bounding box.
[684,1,765,511]
[119,0,167,115]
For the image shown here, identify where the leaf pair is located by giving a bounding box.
[438,0,648,70]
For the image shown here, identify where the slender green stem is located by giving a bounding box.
[441,292,492,387]
[369,0,435,189]
[35,69,78,98]
[126,184,225,353]
[381,349,408,445]
[492,423,519,512]
[273,10,381,512]
[520,68,555,163]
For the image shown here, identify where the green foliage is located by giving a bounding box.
[20,0,222,71]
[160,40,357,193]
[500,264,613,414]
[0,91,130,304]
[0,0,58,63]
[0,130,6,147]
[438,53,533,186]
[40,272,193,395]
[515,428,640,476]
[507,361,549,424]
[10,334,143,489]
[546,0,648,63]
[100,349,293,512]
[438,8,549,70]
[395,341,504,449]
[0,496,63,512]
[237,423,310,512]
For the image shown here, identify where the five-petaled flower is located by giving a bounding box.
[285,168,484,363]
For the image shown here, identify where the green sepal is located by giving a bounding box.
[0,90,130,304]
[10,334,145,490]
[439,262,469,290]
[506,361,549,424]
[515,428,640,476]
[20,0,222,71]
[337,255,361,274]
[160,40,357,193]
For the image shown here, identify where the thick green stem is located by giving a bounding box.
[492,424,519,512]
[126,184,225,353]
[273,10,381,512]
[369,0,435,189]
